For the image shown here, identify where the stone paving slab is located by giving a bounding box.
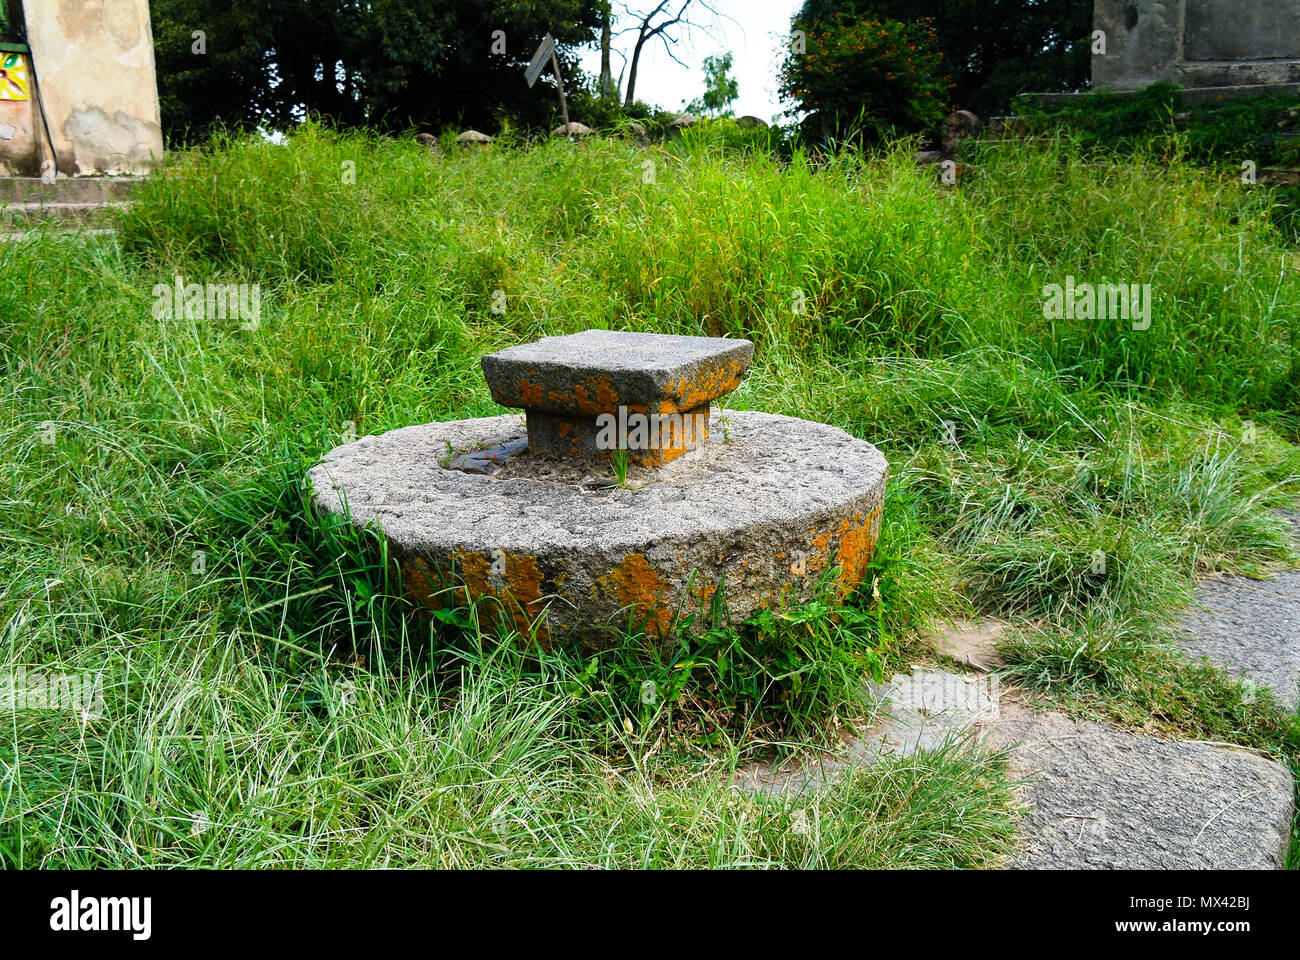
[981,705,1294,870]
[736,665,1295,869]
[1174,511,1300,711]
[735,668,998,796]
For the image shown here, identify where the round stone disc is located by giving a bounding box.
[308,410,887,643]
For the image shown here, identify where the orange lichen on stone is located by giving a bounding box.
[401,556,454,611]
[595,553,671,636]
[695,581,717,606]
[666,357,748,411]
[518,379,544,406]
[835,506,881,594]
[455,549,549,639]
[593,376,619,411]
[793,506,883,590]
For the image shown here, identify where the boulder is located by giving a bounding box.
[454,129,492,146]
[668,113,698,137]
[941,109,982,156]
[552,121,594,138]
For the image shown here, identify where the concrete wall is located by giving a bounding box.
[1093,0,1300,91]
[0,0,162,177]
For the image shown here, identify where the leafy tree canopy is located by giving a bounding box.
[794,0,1092,118]
[152,0,603,144]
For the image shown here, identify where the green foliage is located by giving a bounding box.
[781,15,949,140]
[150,0,603,143]
[794,0,1093,118]
[687,52,740,117]
[1016,83,1300,169]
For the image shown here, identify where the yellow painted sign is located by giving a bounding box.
[0,53,29,101]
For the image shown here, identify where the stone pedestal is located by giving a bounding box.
[309,331,888,644]
[480,330,752,465]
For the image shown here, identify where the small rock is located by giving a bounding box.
[552,121,594,138]
[668,113,697,137]
[941,109,982,156]
[455,130,492,146]
[986,116,1026,136]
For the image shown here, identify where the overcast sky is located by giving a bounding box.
[575,0,804,123]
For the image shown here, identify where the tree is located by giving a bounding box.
[598,1,615,99]
[621,0,723,108]
[151,0,604,143]
[690,52,738,116]
[792,0,1092,119]
[781,15,948,140]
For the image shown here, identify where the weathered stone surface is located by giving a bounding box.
[447,436,528,476]
[928,619,1006,672]
[1093,0,1300,91]
[983,704,1294,870]
[941,110,981,155]
[736,667,999,796]
[455,130,492,145]
[1174,511,1300,711]
[481,330,753,465]
[308,410,886,644]
[482,330,752,414]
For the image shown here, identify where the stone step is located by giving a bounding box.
[0,226,117,243]
[0,200,128,227]
[983,702,1292,869]
[0,176,144,204]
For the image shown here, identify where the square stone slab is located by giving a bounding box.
[481,329,753,416]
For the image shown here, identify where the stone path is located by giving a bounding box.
[737,660,1294,868]
[1173,511,1300,711]
[983,703,1291,869]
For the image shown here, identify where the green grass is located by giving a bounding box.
[2,124,1299,867]
[1016,83,1300,169]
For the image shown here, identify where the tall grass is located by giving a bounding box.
[2,124,1298,867]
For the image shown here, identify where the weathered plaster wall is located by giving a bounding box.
[1093,0,1300,91]
[0,0,162,176]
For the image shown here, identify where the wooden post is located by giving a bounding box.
[550,50,570,131]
